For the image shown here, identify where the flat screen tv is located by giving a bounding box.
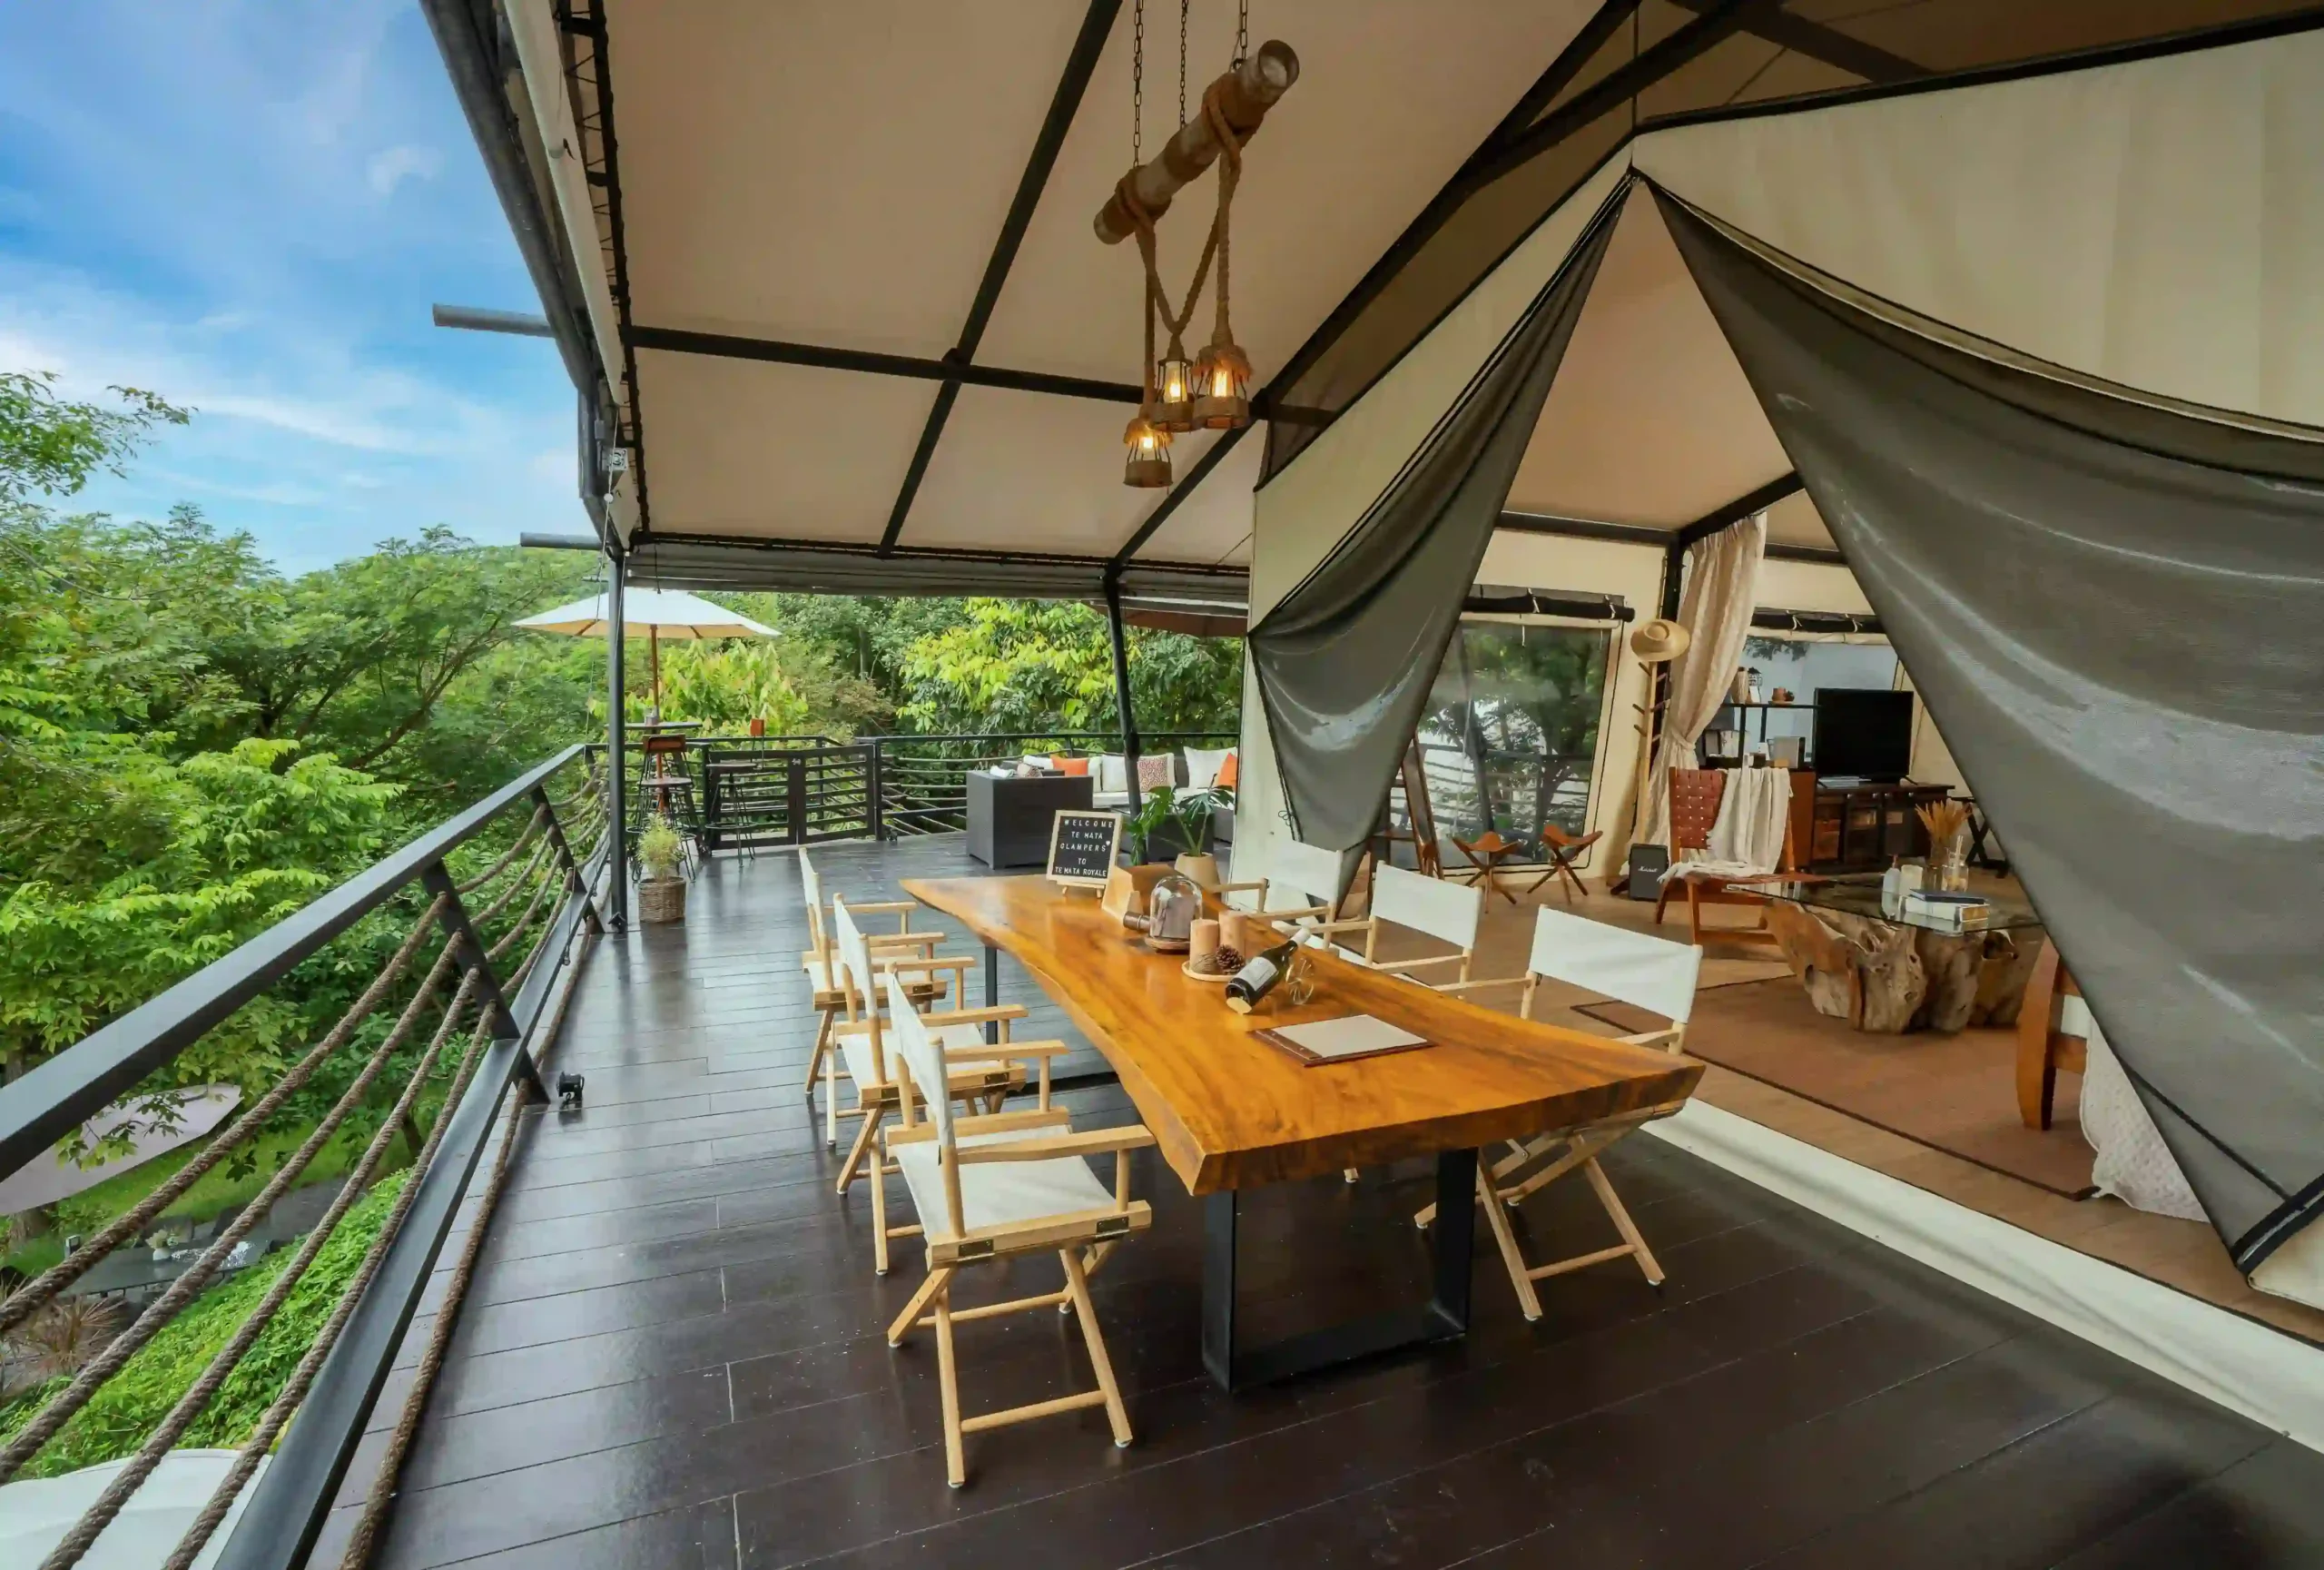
[1811,688,1914,781]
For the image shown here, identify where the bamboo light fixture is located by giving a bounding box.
[1107,5,1297,485]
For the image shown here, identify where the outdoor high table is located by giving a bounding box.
[900,875,1702,1390]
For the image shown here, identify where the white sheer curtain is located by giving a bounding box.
[1640,512,1768,850]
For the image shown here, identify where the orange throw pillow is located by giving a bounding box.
[1216,751,1238,790]
[1051,755,1090,776]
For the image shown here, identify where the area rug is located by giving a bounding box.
[1579,978,2096,1200]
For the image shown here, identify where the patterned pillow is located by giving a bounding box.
[1136,754,1174,791]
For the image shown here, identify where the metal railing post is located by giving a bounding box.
[868,740,885,840]
[532,782,603,934]
[418,864,548,1102]
[786,753,808,845]
[605,548,629,929]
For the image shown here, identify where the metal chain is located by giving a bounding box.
[1179,0,1188,125]
[1235,0,1248,68]
[1132,0,1144,166]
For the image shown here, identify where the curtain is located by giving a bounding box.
[1658,188,2324,1270]
[1639,515,1768,850]
[1248,192,1623,851]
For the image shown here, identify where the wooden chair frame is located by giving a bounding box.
[1288,864,1482,985]
[825,900,1029,1201]
[2016,939,2085,1131]
[797,849,941,1106]
[1413,909,1699,1318]
[878,971,1156,1488]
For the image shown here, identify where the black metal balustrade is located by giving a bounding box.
[615,729,1239,850]
[0,746,611,1570]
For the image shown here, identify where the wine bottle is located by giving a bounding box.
[1224,939,1299,1014]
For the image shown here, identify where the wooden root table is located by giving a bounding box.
[901,874,1700,1389]
[1760,879,2044,1033]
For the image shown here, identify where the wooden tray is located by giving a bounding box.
[1181,958,1236,985]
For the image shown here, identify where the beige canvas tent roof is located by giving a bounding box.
[432,0,2321,608]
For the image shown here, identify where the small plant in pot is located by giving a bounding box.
[1128,785,1229,883]
[636,815,687,923]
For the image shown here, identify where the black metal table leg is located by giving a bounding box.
[1202,1147,1478,1391]
[984,940,1000,1044]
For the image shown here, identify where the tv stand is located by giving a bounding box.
[1788,776,1953,874]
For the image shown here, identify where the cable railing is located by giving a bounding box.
[0,746,609,1570]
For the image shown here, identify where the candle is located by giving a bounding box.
[1189,917,1221,971]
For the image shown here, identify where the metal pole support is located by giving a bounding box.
[605,548,629,930]
[1104,573,1142,819]
[532,784,603,935]
[419,864,549,1103]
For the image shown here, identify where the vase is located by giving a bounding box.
[1931,827,1969,893]
[1175,851,1220,888]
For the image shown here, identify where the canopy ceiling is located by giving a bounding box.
[442,0,2322,589]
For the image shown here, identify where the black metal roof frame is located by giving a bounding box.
[457,2,2324,572]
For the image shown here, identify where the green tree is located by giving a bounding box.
[894,598,1239,739]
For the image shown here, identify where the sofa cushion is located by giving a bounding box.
[1184,746,1234,789]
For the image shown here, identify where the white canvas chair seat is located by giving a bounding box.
[876,970,1153,1490]
[835,1019,1016,1094]
[823,896,1030,1212]
[1420,905,1703,1318]
[892,1123,1118,1241]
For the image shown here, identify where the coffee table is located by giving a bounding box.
[1758,874,2044,1032]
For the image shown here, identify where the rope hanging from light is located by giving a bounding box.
[1108,2,1297,489]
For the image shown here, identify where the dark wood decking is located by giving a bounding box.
[360,836,2324,1569]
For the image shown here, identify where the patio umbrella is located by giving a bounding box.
[517,587,775,712]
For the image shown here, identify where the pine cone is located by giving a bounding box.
[1209,945,1243,975]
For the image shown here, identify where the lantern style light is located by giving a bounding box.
[1123,407,1174,488]
[1153,353,1196,432]
[1190,341,1254,430]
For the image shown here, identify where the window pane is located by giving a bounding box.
[1707,633,1899,764]
[1407,621,1610,861]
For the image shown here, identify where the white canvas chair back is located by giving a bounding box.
[882,969,954,1155]
[1526,906,1701,1026]
[1372,864,1482,953]
[831,898,894,1082]
[799,847,838,973]
[1271,839,1349,909]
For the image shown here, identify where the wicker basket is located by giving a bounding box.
[637,875,687,924]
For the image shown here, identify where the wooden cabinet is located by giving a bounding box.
[1789,777,1953,874]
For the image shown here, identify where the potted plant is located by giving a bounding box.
[637,815,687,923]
[1127,785,1227,876]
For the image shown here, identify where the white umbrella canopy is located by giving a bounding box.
[518,587,775,711]
[516,586,776,640]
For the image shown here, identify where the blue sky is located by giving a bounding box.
[0,2,580,576]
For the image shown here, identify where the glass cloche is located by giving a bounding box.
[1141,872,1203,953]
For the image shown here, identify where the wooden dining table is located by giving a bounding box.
[901,874,1703,1389]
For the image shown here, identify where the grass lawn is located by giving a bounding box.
[0,1171,409,1476]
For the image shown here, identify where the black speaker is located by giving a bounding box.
[1625,843,1670,902]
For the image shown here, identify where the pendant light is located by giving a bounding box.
[1190,341,1251,429]
[1124,406,1173,488]
[1153,352,1196,431]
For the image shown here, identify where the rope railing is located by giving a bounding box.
[0,743,609,1570]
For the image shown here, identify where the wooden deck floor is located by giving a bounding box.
[360,835,2324,1569]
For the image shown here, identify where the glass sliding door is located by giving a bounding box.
[1403,619,1610,864]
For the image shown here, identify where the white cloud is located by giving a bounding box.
[365,143,441,198]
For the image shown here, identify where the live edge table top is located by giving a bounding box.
[901,875,1704,1195]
